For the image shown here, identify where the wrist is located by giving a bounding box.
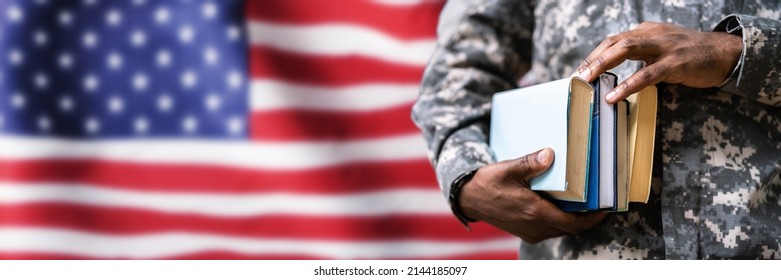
[712,15,746,87]
[721,32,743,78]
[449,168,479,229]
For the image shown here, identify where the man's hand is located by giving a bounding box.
[576,22,743,104]
[458,148,607,243]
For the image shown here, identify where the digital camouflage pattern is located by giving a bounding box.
[412,0,781,259]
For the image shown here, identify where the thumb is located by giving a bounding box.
[506,148,555,183]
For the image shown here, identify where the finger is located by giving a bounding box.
[606,62,667,103]
[580,35,662,84]
[569,211,609,233]
[542,207,608,234]
[521,227,568,244]
[530,198,583,233]
[576,35,622,81]
[582,42,631,82]
[506,148,555,183]
[524,213,605,243]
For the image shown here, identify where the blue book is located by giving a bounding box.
[555,78,603,211]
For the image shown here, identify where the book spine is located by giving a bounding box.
[608,74,619,211]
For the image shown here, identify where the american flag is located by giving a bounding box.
[0,0,517,259]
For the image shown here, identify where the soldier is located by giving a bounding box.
[413,0,781,259]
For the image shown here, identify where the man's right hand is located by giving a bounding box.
[458,148,607,243]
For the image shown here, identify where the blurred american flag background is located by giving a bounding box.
[0,0,517,259]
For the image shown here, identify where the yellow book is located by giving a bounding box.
[627,86,658,203]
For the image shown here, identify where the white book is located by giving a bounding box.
[490,77,595,202]
[598,74,618,209]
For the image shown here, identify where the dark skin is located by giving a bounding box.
[459,22,743,243]
[460,148,607,243]
[577,22,743,104]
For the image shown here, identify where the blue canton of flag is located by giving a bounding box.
[0,0,248,139]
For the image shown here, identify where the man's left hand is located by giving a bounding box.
[576,22,743,104]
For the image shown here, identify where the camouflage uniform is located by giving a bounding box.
[413,0,781,259]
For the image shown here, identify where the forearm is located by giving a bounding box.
[434,123,493,198]
[715,15,781,107]
[412,0,533,195]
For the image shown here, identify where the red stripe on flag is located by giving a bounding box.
[0,203,508,242]
[0,159,437,194]
[249,46,425,86]
[245,0,444,40]
[250,105,418,141]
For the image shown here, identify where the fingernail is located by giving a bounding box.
[577,68,591,80]
[536,148,551,164]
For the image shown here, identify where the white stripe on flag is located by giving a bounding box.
[247,21,436,65]
[0,228,518,259]
[0,134,428,169]
[0,183,448,216]
[250,80,419,111]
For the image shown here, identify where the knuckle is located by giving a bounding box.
[635,67,659,82]
[515,154,533,170]
[619,38,636,49]
[579,57,593,68]
[595,55,607,66]
[603,35,619,46]
[638,68,655,80]
[666,58,686,70]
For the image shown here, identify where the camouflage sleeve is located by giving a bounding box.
[411,0,534,198]
[715,14,781,107]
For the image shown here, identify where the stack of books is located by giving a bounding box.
[490,73,657,212]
